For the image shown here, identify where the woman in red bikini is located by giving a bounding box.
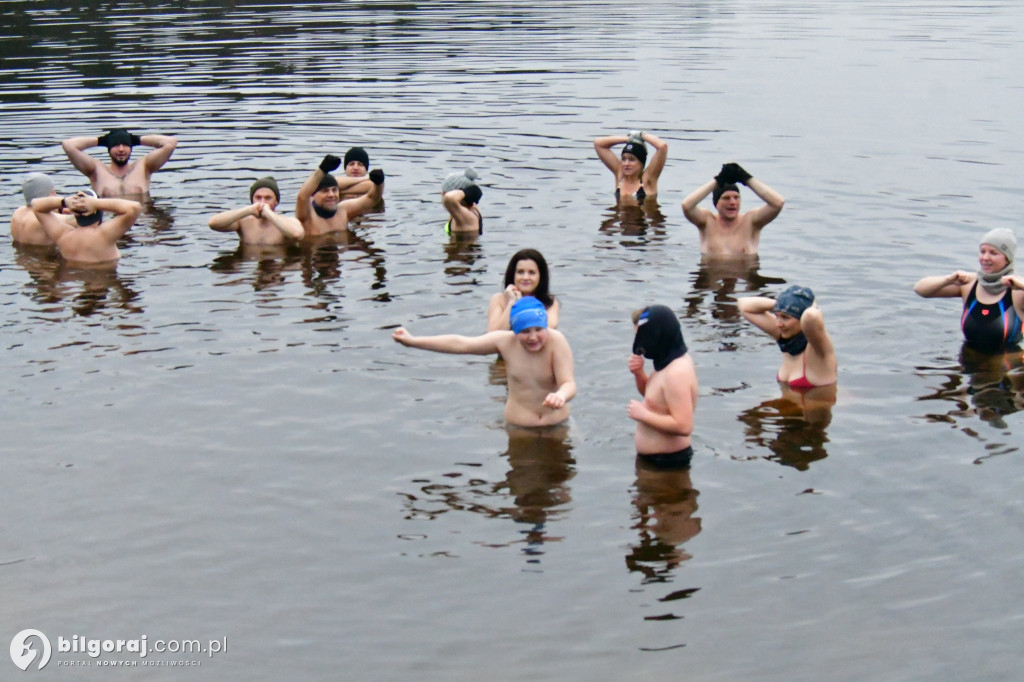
[738,285,838,389]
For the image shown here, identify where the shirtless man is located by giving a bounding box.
[392,296,576,428]
[208,177,304,244]
[31,191,141,265]
[627,305,699,469]
[62,128,177,197]
[681,162,785,256]
[336,146,382,199]
[11,173,66,246]
[295,154,385,237]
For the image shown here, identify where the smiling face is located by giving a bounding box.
[979,243,1009,273]
[716,190,741,219]
[513,258,540,296]
[313,185,340,211]
[516,326,548,352]
[108,144,132,167]
[252,187,279,210]
[775,311,802,338]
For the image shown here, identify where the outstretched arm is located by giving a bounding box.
[61,136,101,179]
[140,134,178,175]
[914,271,972,299]
[593,135,627,175]
[681,179,717,228]
[746,177,785,229]
[392,327,505,355]
[737,296,781,338]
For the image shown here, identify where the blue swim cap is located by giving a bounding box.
[773,285,815,319]
[510,296,548,334]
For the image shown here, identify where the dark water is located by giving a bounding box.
[3,2,1024,680]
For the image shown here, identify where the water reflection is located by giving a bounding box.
[15,247,143,318]
[736,384,836,471]
[915,345,1024,462]
[402,426,575,563]
[597,202,668,247]
[625,462,701,584]
[210,244,304,292]
[443,234,486,290]
[683,255,786,347]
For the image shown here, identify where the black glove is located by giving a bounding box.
[96,132,109,147]
[369,168,385,185]
[130,133,142,146]
[715,162,752,185]
[319,154,341,173]
[462,184,483,205]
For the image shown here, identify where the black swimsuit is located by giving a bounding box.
[961,282,1023,353]
[615,186,647,203]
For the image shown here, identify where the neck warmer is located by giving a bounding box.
[977,263,1013,295]
[312,202,337,219]
[777,332,808,356]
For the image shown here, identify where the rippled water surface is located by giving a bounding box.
[3,2,1024,680]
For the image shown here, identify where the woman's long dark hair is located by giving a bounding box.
[503,248,555,307]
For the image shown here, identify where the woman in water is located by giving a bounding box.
[914,228,1024,354]
[738,285,837,389]
[593,130,668,206]
[488,248,560,331]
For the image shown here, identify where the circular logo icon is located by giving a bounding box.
[10,630,51,671]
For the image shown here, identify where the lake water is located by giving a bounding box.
[3,2,1024,680]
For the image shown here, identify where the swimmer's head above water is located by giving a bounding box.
[98,128,139,167]
[621,140,647,168]
[344,147,370,176]
[511,296,548,334]
[249,176,280,205]
[773,285,815,320]
[22,173,55,205]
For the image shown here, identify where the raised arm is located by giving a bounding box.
[593,135,627,174]
[737,296,781,338]
[442,189,478,230]
[914,271,973,299]
[339,169,385,220]
[61,136,101,179]
[392,327,505,355]
[296,155,340,224]
[139,134,178,174]
[30,196,74,243]
[682,178,717,228]
[640,132,669,184]
[745,176,785,229]
[94,197,142,241]
[800,306,834,357]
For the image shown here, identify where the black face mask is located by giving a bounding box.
[74,211,103,227]
[312,202,337,219]
[777,332,808,356]
[633,305,687,371]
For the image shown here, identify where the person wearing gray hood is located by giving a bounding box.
[11,173,66,246]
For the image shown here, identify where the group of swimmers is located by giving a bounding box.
[9,126,1024,470]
